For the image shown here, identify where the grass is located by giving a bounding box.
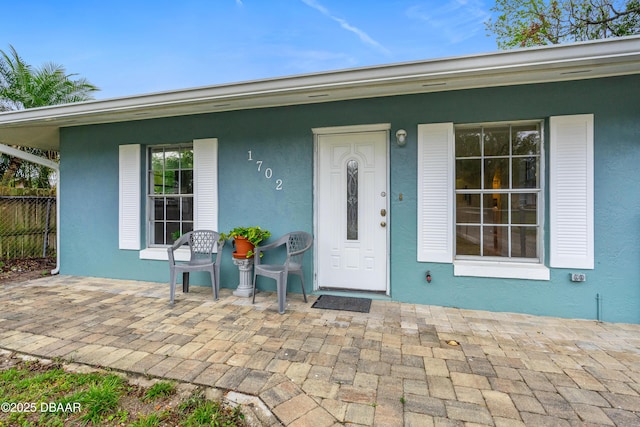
[143,381,175,401]
[0,356,246,426]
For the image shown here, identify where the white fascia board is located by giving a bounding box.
[0,36,639,145]
[0,143,58,170]
[3,36,639,118]
[2,37,639,124]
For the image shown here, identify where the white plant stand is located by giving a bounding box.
[232,257,254,297]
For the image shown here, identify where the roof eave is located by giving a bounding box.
[1,35,639,150]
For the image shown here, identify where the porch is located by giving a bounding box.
[1,275,640,425]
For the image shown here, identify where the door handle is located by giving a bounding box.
[380,209,386,217]
[380,221,387,227]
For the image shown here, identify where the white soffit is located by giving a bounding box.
[1,36,639,150]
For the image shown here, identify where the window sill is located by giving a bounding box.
[139,247,190,262]
[454,260,550,281]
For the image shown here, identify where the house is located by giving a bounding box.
[1,36,639,323]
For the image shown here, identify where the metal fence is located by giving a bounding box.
[0,196,56,259]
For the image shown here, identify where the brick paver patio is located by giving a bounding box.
[1,275,640,426]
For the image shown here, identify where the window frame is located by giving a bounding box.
[453,120,544,264]
[146,143,194,248]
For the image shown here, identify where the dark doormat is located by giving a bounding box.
[311,295,372,313]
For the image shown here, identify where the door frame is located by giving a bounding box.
[312,123,391,294]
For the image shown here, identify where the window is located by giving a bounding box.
[454,122,542,262]
[148,144,194,246]
[119,138,218,261]
[418,116,592,280]
[346,159,358,240]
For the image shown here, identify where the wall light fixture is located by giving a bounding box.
[395,129,407,146]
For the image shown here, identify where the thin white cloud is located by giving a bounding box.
[235,0,243,6]
[281,48,359,73]
[300,0,390,54]
[407,0,490,44]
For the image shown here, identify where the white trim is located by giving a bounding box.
[0,143,58,170]
[140,247,190,261]
[136,138,217,255]
[549,114,594,269]
[2,36,638,126]
[1,37,639,151]
[454,260,550,280]
[193,138,218,231]
[118,144,141,250]
[313,135,318,290]
[54,173,60,274]
[312,123,390,294]
[417,123,454,263]
[312,123,391,135]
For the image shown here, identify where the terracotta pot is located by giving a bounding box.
[232,236,255,259]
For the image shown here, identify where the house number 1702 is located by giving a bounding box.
[248,150,283,190]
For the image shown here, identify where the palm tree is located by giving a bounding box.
[0,45,99,187]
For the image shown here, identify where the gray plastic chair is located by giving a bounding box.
[252,231,313,314]
[167,230,224,304]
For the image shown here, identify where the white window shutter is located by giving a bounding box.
[417,123,454,263]
[550,114,594,269]
[119,144,141,250]
[193,138,218,231]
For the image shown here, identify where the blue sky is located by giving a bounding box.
[1,0,498,99]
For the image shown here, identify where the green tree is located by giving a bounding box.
[486,0,640,48]
[0,45,99,187]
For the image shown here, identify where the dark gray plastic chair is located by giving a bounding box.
[252,231,313,314]
[167,230,224,304]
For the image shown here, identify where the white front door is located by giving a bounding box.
[315,126,388,292]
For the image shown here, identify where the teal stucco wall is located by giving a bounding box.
[59,75,640,323]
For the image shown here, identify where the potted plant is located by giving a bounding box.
[170,230,182,243]
[220,226,271,259]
